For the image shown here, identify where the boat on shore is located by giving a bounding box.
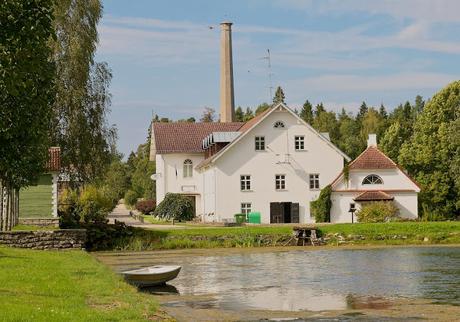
[122,265,181,287]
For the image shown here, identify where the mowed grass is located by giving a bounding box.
[114,221,460,251]
[0,247,164,322]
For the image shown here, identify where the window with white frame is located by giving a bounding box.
[295,136,305,150]
[362,174,383,185]
[183,159,193,178]
[309,174,320,189]
[241,203,252,215]
[275,174,286,190]
[240,175,251,191]
[274,120,285,129]
[255,136,265,151]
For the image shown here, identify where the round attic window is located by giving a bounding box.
[274,120,285,129]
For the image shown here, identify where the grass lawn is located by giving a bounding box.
[113,221,460,251]
[0,247,167,321]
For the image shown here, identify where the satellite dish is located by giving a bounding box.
[150,173,161,180]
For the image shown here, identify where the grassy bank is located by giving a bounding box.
[111,221,460,251]
[0,247,167,321]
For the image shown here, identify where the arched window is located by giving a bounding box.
[362,174,383,185]
[183,159,193,178]
[274,120,285,129]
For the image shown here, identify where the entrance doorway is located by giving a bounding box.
[184,195,196,216]
[270,202,299,223]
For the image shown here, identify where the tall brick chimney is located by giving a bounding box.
[220,21,235,122]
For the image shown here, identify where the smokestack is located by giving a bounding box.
[220,21,235,122]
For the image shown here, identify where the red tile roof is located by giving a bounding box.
[238,107,272,133]
[354,190,394,202]
[47,147,61,172]
[152,122,244,154]
[348,146,397,170]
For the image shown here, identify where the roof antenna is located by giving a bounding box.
[261,49,273,101]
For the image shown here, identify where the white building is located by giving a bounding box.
[149,21,419,223]
[330,134,420,223]
[151,103,351,223]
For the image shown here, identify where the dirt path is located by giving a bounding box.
[107,203,186,230]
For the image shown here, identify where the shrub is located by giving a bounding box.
[356,201,399,223]
[77,185,112,224]
[124,190,139,206]
[153,193,195,221]
[83,221,135,251]
[58,188,80,228]
[310,185,332,223]
[135,199,156,215]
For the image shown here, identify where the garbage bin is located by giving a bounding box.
[234,213,247,224]
[247,212,261,224]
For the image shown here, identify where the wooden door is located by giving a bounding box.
[270,202,283,223]
[290,203,300,223]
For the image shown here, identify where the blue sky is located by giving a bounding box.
[96,0,460,156]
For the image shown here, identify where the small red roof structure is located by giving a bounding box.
[354,190,394,202]
[47,147,61,172]
[348,146,397,170]
[151,122,243,154]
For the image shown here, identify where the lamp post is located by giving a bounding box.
[349,203,356,224]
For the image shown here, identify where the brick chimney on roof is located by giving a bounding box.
[220,21,235,122]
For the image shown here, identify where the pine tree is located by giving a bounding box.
[243,107,254,121]
[235,106,244,122]
[314,103,325,117]
[255,103,270,116]
[357,101,368,120]
[379,104,388,119]
[300,100,314,124]
[414,95,424,115]
[273,86,285,104]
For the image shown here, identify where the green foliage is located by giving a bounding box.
[235,106,244,121]
[273,86,285,104]
[243,107,254,121]
[50,0,116,185]
[135,199,156,215]
[310,185,332,223]
[356,201,399,223]
[255,103,271,115]
[300,100,314,124]
[77,185,112,223]
[399,81,460,220]
[154,193,195,221]
[0,0,55,188]
[100,158,130,204]
[84,221,135,251]
[312,110,340,142]
[124,190,139,207]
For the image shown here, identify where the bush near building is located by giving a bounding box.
[135,199,156,215]
[356,201,399,223]
[154,193,194,221]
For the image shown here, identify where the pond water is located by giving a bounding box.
[97,246,460,314]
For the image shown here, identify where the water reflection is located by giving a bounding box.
[99,246,460,312]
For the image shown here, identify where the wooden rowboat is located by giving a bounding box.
[122,265,181,287]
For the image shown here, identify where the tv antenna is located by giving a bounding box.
[260,49,274,100]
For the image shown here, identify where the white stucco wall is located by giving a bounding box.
[203,107,345,224]
[155,153,205,217]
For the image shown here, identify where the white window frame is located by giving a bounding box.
[241,203,252,215]
[255,136,265,151]
[362,174,383,185]
[309,174,320,190]
[240,175,251,191]
[275,174,286,190]
[295,135,305,151]
[183,159,193,178]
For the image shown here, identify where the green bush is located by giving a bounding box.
[77,185,112,224]
[356,201,399,223]
[124,190,139,206]
[153,193,195,221]
[58,188,80,228]
[310,185,332,222]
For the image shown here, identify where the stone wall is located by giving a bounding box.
[19,218,59,227]
[0,229,86,250]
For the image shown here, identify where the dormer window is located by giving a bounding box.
[362,174,383,185]
[274,121,285,129]
[183,159,193,178]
